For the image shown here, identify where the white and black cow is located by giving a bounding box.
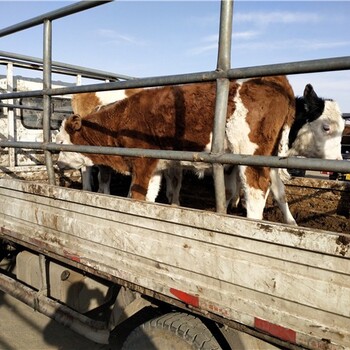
[56,77,344,224]
[289,84,344,159]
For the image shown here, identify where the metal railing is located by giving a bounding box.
[0,51,136,119]
[0,0,350,213]
[0,50,135,82]
[0,50,136,168]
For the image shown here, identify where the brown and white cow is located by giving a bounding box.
[201,84,346,220]
[71,89,141,193]
[164,83,345,223]
[56,77,344,224]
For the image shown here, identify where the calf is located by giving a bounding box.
[57,76,299,222]
[222,83,344,224]
[71,89,141,193]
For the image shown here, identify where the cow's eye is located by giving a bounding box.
[323,123,330,132]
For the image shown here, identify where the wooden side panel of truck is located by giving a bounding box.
[1,177,349,349]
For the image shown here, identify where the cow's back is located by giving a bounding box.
[227,76,295,156]
[72,89,143,117]
[106,83,219,151]
[74,77,295,156]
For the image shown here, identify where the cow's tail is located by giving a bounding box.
[276,124,292,183]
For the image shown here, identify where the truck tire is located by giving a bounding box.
[121,311,222,350]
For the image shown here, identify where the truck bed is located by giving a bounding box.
[0,175,349,349]
[103,170,350,234]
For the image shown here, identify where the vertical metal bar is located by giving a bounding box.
[6,61,16,167]
[76,73,82,86]
[211,0,233,213]
[43,19,55,184]
[216,0,233,72]
[38,254,48,296]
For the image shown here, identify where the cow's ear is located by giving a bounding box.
[70,114,82,131]
[303,84,318,110]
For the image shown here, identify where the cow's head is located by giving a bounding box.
[289,84,344,160]
[56,114,94,170]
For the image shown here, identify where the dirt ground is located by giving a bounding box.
[181,172,350,235]
[0,288,151,350]
[68,169,350,235]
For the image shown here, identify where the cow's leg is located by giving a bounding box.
[240,165,270,220]
[128,159,161,201]
[97,165,112,194]
[146,171,163,202]
[81,166,93,191]
[164,167,182,205]
[270,168,297,225]
[224,165,241,210]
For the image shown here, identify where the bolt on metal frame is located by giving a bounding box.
[0,0,350,212]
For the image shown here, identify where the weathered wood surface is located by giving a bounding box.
[0,178,349,349]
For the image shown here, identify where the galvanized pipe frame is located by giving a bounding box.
[42,19,55,185]
[0,102,72,114]
[211,0,233,213]
[0,1,118,186]
[0,1,349,184]
[33,144,350,174]
[0,1,113,38]
[5,60,16,168]
[0,50,135,81]
[2,56,350,101]
[1,140,350,174]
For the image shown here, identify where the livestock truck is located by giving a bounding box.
[0,1,350,349]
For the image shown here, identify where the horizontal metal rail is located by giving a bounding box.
[0,50,135,81]
[0,102,72,114]
[0,1,113,38]
[1,141,349,173]
[229,56,350,78]
[1,56,350,101]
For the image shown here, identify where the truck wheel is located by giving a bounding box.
[122,312,222,349]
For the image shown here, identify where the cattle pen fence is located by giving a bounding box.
[0,0,350,212]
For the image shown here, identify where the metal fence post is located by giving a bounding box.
[5,61,16,167]
[212,0,233,213]
[43,19,55,185]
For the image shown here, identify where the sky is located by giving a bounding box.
[0,0,349,112]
